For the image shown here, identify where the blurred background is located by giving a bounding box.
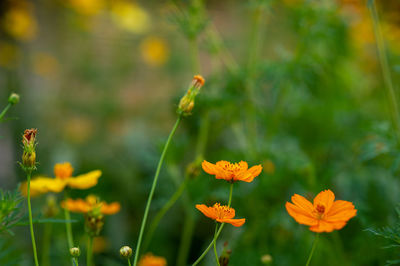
[1,0,400,265]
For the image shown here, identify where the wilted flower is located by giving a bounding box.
[20,162,101,197]
[285,189,357,232]
[196,203,245,227]
[202,160,262,183]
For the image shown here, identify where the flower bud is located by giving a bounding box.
[21,129,37,170]
[8,93,20,105]
[70,247,81,257]
[177,75,205,116]
[120,246,133,258]
[261,254,272,264]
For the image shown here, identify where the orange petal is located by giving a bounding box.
[313,189,335,212]
[309,220,335,233]
[220,218,246,227]
[240,165,263,182]
[62,199,90,213]
[101,202,121,215]
[291,194,314,213]
[325,200,357,222]
[201,160,218,175]
[67,170,102,189]
[196,204,217,220]
[286,202,318,226]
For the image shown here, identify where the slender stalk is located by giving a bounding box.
[63,191,75,266]
[192,183,234,266]
[0,103,11,122]
[73,258,79,266]
[213,223,221,266]
[127,259,132,266]
[143,176,189,250]
[41,222,52,266]
[87,236,93,266]
[133,116,182,266]
[26,171,40,266]
[367,0,400,142]
[305,234,319,266]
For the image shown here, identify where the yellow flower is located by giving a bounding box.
[0,41,19,69]
[20,162,101,197]
[68,0,105,16]
[138,253,167,266]
[61,195,121,215]
[3,3,37,41]
[110,1,149,34]
[140,37,169,67]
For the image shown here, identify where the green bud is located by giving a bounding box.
[8,93,20,105]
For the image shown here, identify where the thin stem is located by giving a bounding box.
[64,192,74,250]
[213,223,221,266]
[87,235,93,266]
[127,258,132,266]
[0,103,11,122]
[192,183,234,266]
[41,222,52,266]
[143,176,189,250]
[305,234,319,266]
[26,171,40,266]
[367,0,400,142]
[73,258,79,266]
[133,116,182,266]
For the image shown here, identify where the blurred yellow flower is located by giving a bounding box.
[0,41,19,69]
[33,52,59,77]
[140,37,169,67]
[138,253,167,266]
[61,195,121,215]
[92,236,108,253]
[20,162,101,197]
[3,3,37,41]
[68,0,105,16]
[110,1,150,34]
[64,116,94,144]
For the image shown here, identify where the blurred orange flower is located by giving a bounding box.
[196,203,245,227]
[202,160,262,183]
[61,195,120,215]
[140,37,169,67]
[138,253,167,266]
[285,189,357,233]
[20,162,101,197]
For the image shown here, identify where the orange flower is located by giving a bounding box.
[285,189,357,233]
[202,160,262,182]
[61,195,120,215]
[196,203,245,227]
[138,253,167,266]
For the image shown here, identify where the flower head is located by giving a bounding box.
[138,253,167,266]
[177,75,205,116]
[61,195,120,215]
[202,160,262,183]
[285,189,357,233]
[120,246,133,258]
[20,162,101,197]
[196,203,245,227]
[21,128,37,170]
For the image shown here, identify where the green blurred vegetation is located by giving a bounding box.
[1,0,400,265]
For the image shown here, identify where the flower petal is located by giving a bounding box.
[196,204,217,220]
[325,200,357,222]
[291,194,314,213]
[219,218,246,227]
[101,202,121,215]
[239,165,263,182]
[67,170,102,189]
[313,189,335,212]
[286,202,318,226]
[309,220,336,233]
[202,160,218,175]
[61,199,91,213]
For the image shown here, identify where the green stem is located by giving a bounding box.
[73,258,79,266]
[367,0,400,142]
[27,171,40,266]
[41,222,52,266]
[305,234,319,266]
[0,103,11,122]
[64,192,74,249]
[133,116,182,266]
[143,176,189,250]
[192,183,234,266]
[213,223,221,266]
[127,258,132,266]
[87,235,93,266]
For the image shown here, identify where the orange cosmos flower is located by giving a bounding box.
[61,195,120,215]
[202,160,262,183]
[138,253,167,266]
[20,162,101,197]
[196,203,245,227]
[285,189,357,233]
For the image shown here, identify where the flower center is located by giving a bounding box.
[315,204,325,219]
[221,162,242,175]
[213,203,234,219]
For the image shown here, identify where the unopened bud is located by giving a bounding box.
[70,247,80,257]
[261,254,272,264]
[8,93,20,105]
[21,129,37,170]
[177,75,205,116]
[120,246,132,258]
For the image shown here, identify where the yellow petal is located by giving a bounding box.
[67,170,102,189]
[21,176,66,196]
